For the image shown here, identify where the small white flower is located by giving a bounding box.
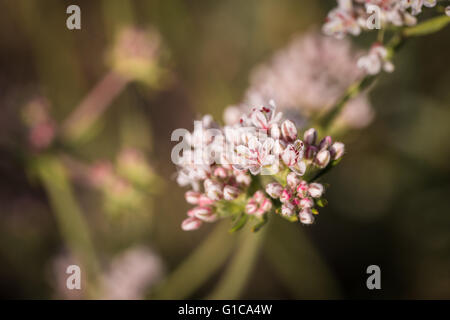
[249,101,283,130]
[235,136,276,175]
[281,140,306,175]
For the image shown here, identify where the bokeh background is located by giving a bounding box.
[0,0,449,299]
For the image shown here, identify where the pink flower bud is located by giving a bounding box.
[296,180,308,196]
[253,190,265,202]
[185,191,201,205]
[299,209,314,225]
[330,142,345,160]
[303,128,317,145]
[236,172,251,186]
[205,180,223,201]
[315,149,331,168]
[280,189,292,203]
[281,120,297,142]
[304,145,318,159]
[213,167,228,179]
[223,185,240,200]
[181,217,202,231]
[187,206,210,217]
[204,179,214,190]
[281,202,295,217]
[299,197,314,208]
[245,200,258,214]
[190,206,217,222]
[286,172,300,190]
[308,183,324,198]
[259,198,272,214]
[266,183,283,198]
[198,194,214,207]
[319,136,332,150]
[269,123,280,140]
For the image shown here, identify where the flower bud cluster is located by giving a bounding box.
[266,173,325,225]
[303,128,345,168]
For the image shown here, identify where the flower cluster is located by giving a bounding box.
[323,0,437,40]
[357,42,395,75]
[323,0,440,75]
[175,102,345,231]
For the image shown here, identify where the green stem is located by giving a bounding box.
[151,221,237,299]
[33,154,100,298]
[207,224,267,299]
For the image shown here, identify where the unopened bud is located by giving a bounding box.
[315,149,331,168]
[185,191,201,205]
[286,172,301,190]
[260,198,272,213]
[299,209,314,225]
[319,136,332,150]
[303,128,317,145]
[330,142,345,160]
[280,189,292,203]
[281,120,297,142]
[190,206,217,222]
[304,145,318,160]
[308,183,324,198]
[181,217,202,231]
[223,185,240,200]
[266,183,283,198]
[299,197,314,208]
[213,167,228,179]
[281,202,295,217]
[245,200,258,214]
[296,180,309,197]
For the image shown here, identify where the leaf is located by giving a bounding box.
[311,208,319,215]
[316,198,328,208]
[403,15,450,37]
[229,213,248,233]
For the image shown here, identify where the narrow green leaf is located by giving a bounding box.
[403,15,450,37]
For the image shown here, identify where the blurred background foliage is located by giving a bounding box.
[0,0,449,299]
